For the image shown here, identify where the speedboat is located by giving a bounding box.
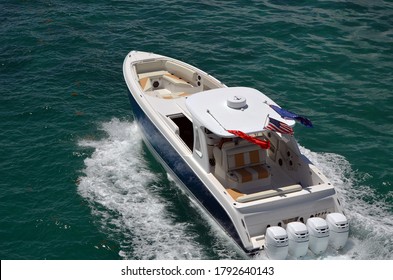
[123,51,349,259]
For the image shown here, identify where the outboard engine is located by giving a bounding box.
[326,213,349,250]
[265,226,288,259]
[306,217,329,255]
[287,222,309,258]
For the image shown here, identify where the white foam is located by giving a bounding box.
[300,146,393,260]
[165,172,246,259]
[77,118,204,259]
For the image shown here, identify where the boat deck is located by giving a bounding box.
[135,59,224,100]
[222,162,302,203]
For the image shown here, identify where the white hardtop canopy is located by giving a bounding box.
[186,87,295,137]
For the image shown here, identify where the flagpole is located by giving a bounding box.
[263,114,270,130]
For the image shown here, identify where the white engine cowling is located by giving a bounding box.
[287,222,309,258]
[326,213,349,250]
[265,226,288,260]
[306,217,329,255]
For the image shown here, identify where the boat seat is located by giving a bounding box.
[228,165,269,184]
[162,92,190,99]
[138,70,194,95]
[138,70,168,79]
[153,89,190,99]
[227,184,303,203]
[165,61,198,83]
[163,73,190,86]
[138,71,169,92]
[213,140,271,189]
[137,61,199,93]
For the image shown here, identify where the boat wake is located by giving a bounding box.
[300,147,393,260]
[77,118,392,260]
[77,118,205,259]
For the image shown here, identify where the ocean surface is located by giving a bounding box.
[1,0,392,260]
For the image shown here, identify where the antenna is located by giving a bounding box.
[206,109,227,131]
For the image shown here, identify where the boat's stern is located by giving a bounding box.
[233,181,348,258]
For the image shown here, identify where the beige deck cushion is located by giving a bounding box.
[138,70,168,79]
[229,165,269,183]
[163,73,189,85]
[165,61,197,82]
[227,147,266,170]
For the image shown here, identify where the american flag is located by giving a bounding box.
[265,117,294,135]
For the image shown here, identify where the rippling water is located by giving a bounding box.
[1,0,392,259]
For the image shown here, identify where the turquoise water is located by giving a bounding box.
[1,0,392,260]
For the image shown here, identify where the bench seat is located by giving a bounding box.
[228,165,269,184]
[163,73,190,85]
[227,184,303,203]
[213,140,271,189]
